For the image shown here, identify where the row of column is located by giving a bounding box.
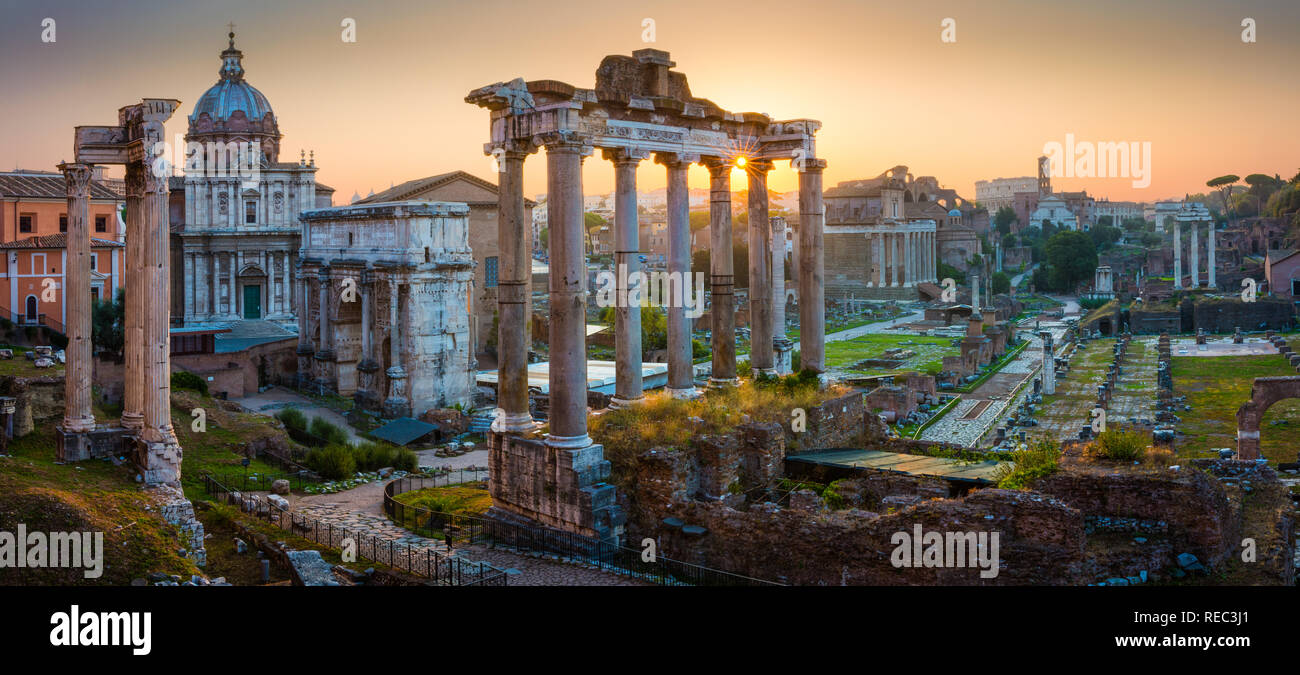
[1171,221,1217,289]
[183,249,292,319]
[869,230,936,287]
[491,134,826,452]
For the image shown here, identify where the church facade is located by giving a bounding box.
[169,32,333,328]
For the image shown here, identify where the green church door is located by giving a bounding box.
[243,284,261,319]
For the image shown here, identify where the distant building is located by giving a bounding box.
[975,176,1037,213]
[356,170,535,360]
[0,170,126,328]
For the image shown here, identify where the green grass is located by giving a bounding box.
[1172,354,1300,465]
[823,334,959,375]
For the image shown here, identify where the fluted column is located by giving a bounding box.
[120,163,144,432]
[493,145,537,429]
[798,159,827,373]
[1207,223,1217,289]
[384,277,409,417]
[771,216,793,375]
[748,160,774,375]
[706,158,737,387]
[59,162,94,434]
[295,266,313,387]
[1190,220,1200,288]
[543,132,592,448]
[873,232,885,287]
[893,233,903,287]
[607,148,646,406]
[141,151,179,463]
[1173,223,1183,289]
[658,153,697,398]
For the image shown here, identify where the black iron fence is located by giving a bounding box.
[201,473,508,587]
[383,474,783,587]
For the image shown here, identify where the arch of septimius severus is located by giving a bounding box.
[55,99,184,487]
[467,49,825,543]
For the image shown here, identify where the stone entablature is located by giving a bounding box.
[297,201,475,416]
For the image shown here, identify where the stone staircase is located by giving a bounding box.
[468,410,495,434]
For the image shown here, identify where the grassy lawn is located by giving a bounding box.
[0,343,65,377]
[823,334,958,375]
[1172,354,1300,465]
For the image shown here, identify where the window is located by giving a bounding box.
[89,253,97,271]
[484,256,499,288]
[245,200,257,224]
[19,214,33,233]
[59,215,67,232]
[94,215,107,233]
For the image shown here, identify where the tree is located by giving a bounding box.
[1207,175,1240,225]
[92,288,125,360]
[991,271,1011,295]
[691,244,749,288]
[1044,230,1098,292]
[937,262,965,285]
[994,206,1016,236]
[1089,223,1122,251]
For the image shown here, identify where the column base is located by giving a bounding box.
[608,395,646,409]
[383,397,411,419]
[492,409,538,433]
[667,386,701,400]
[756,368,779,377]
[120,412,144,432]
[545,432,594,450]
[708,377,740,389]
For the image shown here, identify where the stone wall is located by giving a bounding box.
[1033,465,1240,569]
[0,375,62,437]
[653,488,1085,585]
[789,389,884,453]
[486,431,625,543]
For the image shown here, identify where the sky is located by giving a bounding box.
[1,0,1298,205]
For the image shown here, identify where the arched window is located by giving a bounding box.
[25,295,37,322]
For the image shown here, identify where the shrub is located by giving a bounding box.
[393,447,418,472]
[171,371,208,396]
[275,407,308,431]
[308,417,350,445]
[994,441,1062,489]
[1087,429,1148,462]
[353,442,397,471]
[306,444,356,480]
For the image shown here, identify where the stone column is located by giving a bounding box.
[893,233,903,287]
[706,158,738,386]
[356,269,375,398]
[874,232,885,287]
[658,153,697,398]
[1207,223,1217,289]
[771,216,793,374]
[120,163,144,432]
[383,277,409,418]
[543,132,592,448]
[494,145,537,429]
[930,232,937,282]
[141,147,180,484]
[607,148,646,406]
[281,252,291,316]
[1041,330,1056,395]
[1173,222,1182,289]
[798,159,827,373]
[228,252,238,316]
[295,267,313,387]
[58,162,95,438]
[748,160,774,375]
[971,273,981,311]
[1190,220,1200,288]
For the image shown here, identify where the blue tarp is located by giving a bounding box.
[370,417,439,446]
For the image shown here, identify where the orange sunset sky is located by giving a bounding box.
[1,0,1297,205]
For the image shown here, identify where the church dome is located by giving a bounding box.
[947,208,962,217]
[187,31,281,161]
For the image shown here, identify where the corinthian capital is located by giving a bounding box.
[58,162,94,198]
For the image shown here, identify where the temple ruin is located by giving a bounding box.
[467,49,825,542]
[57,99,184,486]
